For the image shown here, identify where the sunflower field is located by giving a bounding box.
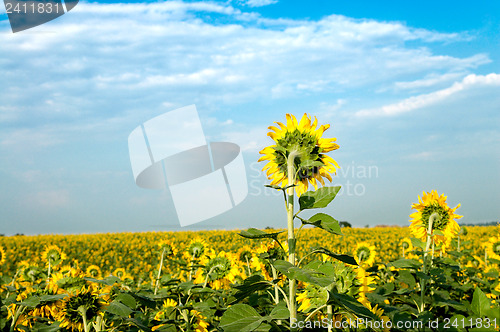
[1,113,499,331]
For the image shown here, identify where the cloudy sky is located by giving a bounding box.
[1,0,499,235]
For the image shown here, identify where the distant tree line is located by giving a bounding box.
[459,221,499,227]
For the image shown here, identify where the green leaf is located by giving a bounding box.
[231,275,272,304]
[471,288,490,317]
[31,321,61,332]
[239,228,284,241]
[269,301,289,320]
[106,300,133,317]
[410,237,425,250]
[116,293,137,309]
[272,260,333,287]
[19,296,41,308]
[299,186,341,210]
[302,213,343,235]
[390,259,422,269]
[397,270,416,289]
[311,247,357,265]
[39,294,67,302]
[220,304,268,332]
[329,292,378,320]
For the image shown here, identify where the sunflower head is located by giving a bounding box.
[153,298,178,323]
[0,246,5,265]
[259,113,339,196]
[353,242,377,267]
[191,310,209,332]
[86,265,102,279]
[409,190,462,248]
[56,285,104,332]
[487,236,500,261]
[237,245,253,263]
[42,245,67,267]
[297,284,329,313]
[195,251,239,289]
[157,240,177,257]
[401,238,413,252]
[113,268,126,279]
[187,238,208,259]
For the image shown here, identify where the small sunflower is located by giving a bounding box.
[152,299,178,331]
[250,241,288,282]
[0,246,5,265]
[296,284,328,313]
[86,265,102,279]
[353,242,377,267]
[401,238,413,257]
[259,113,340,196]
[41,245,67,267]
[409,190,462,248]
[486,236,500,261]
[113,268,126,279]
[157,239,177,257]
[186,238,208,259]
[191,310,209,332]
[194,251,239,290]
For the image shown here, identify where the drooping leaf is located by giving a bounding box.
[272,260,333,287]
[239,228,284,241]
[390,259,422,269]
[220,304,269,332]
[269,301,289,320]
[106,300,133,317]
[231,275,273,304]
[311,247,357,265]
[329,292,378,320]
[301,213,343,236]
[299,186,341,210]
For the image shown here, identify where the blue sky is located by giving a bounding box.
[0,0,499,235]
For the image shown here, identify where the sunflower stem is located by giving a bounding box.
[286,151,298,330]
[78,306,90,332]
[154,247,166,295]
[327,305,333,332]
[420,212,438,312]
[47,260,51,283]
[271,265,280,306]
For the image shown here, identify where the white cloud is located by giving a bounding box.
[0,1,492,150]
[29,190,71,209]
[355,73,500,118]
[244,0,278,7]
[392,72,466,91]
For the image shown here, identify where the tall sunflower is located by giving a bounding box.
[409,190,462,248]
[258,113,339,196]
